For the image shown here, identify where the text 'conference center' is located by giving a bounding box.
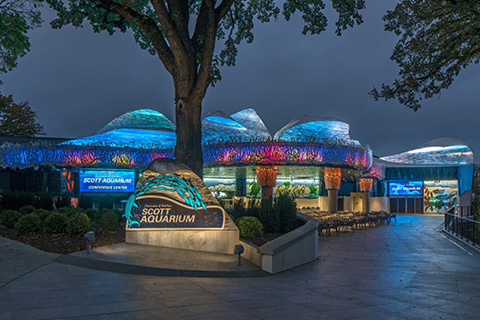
[0,108,474,215]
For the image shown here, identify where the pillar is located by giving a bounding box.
[324,168,342,214]
[358,178,373,213]
[235,167,247,197]
[256,166,278,200]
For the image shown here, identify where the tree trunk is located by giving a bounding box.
[174,96,203,179]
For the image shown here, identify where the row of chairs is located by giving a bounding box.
[299,208,396,237]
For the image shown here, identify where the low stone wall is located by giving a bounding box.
[126,216,239,255]
[241,213,319,274]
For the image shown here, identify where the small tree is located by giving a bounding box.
[0,93,44,136]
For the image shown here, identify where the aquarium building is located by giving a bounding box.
[0,108,474,216]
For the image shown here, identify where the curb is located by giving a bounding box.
[56,255,270,278]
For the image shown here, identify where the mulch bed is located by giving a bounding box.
[0,225,125,254]
[243,233,285,247]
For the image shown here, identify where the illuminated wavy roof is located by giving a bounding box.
[380,138,474,166]
[230,108,271,139]
[62,128,176,150]
[202,110,267,145]
[273,115,361,147]
[97,109,175,134]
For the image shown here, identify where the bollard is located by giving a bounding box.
[234,244,244,266]
[84,231,95,254]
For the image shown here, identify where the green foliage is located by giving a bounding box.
[308,184,318,197]
[18,205,36,215]
[15,213,41,235]
[371,1,480,110]
[237,216,263,239]
[249,181,261,198]
[57,207,83,217]
[0,209,19,228]
[245,199,260,218]
[44,212,67,234]
[231,199,246,222]
[259,198,278,233]
[84,208,100,223]
[32,208,50,223]
[98,211,119,231]
[0,0,42,73]
[0,93,44,136]
[66,212,91,236]
[44,0,365,85]
[275,193,297,233]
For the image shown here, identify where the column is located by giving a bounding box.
[324,167,341,213]
[256,166,278,200]
[235,167,247,197]
[358,178,373,213]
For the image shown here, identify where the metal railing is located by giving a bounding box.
[444,213,480,247]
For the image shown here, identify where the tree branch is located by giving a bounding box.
[150,0,188,60]
[215,0,235,22]
[97,0,174,74]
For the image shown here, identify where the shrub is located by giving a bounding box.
[259,198,278,233]
[0,209,20,228]
[33,209,51,224]
[66,213,91,236]
[99,211,119,231]
[15,213,42,235]
[245,199,260,219]
[231,199,246,222]
[237,216,263,239]
[275,193,297,233]
[18,205,37,215]
[44,212,68,234]
[85,208,100,223]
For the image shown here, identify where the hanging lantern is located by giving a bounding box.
[256,166,278,187]
[324,167,341,190]
[359,178,373,192]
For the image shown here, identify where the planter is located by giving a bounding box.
[241,212,319,274]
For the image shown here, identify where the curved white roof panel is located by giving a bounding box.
[380,139,473,166]
[202,111,264,145]
[230,108,271,139]
[274,115,360,147]
[97,109,175,134]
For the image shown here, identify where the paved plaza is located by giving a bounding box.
[1,215,479,319]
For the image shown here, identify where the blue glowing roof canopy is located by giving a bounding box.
[274,115,360,146]
[230,108,271,139]
[97,109,175,134]
[202,110,265,144]
[380,138,474,166]
[62,128,176,150]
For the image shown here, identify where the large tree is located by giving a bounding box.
[0,0,42,73]
[44,0,365,177]
[0,92,44,136]
[371,1,480,111]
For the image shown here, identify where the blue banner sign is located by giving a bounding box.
[389,181,423,196]
[80,170,135,192]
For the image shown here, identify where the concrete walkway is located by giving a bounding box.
[1,215,480,319]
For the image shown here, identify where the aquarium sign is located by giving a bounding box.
[389,181,423,196]
[80,170,135,192]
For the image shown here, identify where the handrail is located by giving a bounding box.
[444,213,480,248]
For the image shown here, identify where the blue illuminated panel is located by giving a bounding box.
[389,181,423,196]
[80,170,135,192]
